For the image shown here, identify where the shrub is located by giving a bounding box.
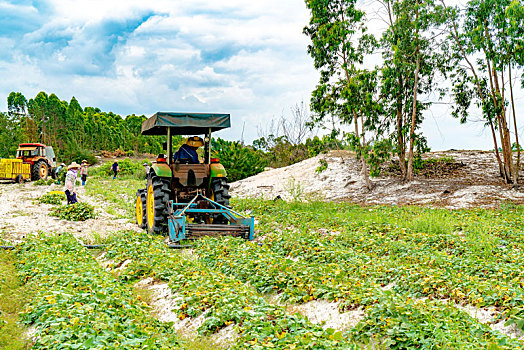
[50,202,95,221]
[212,138,268,182]
[38,193,66,205]
[91,158,148,179]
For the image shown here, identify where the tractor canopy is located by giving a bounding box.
[141,112,230,136]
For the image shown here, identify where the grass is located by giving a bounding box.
[0,251,30,349]
[85,176,144,220]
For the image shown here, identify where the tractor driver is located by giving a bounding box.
[173,136,204,164]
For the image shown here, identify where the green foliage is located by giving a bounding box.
[0,251,30,349]
[33,178,56,186]
[253,133,346,169]
[212,138,268,182]
[0,112,24,159]
[50,202,95,221]
[38,193,66,205]
[103,231,358,349]
[91,158,148,179]
[16,234,179,349]
[315,159,328,174]
[4,91,164,164]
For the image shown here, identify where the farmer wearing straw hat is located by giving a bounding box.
[64,162,81,204]
[80,160,89,186]
[173,136,203,164]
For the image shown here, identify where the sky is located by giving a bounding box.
[0,0,522,150]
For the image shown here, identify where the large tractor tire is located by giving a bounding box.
[210,178,231,224]
[135,189,147,229]
[32,160,49,181]
[146,173,171,234]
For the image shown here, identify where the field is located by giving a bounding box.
[1,162,524,349]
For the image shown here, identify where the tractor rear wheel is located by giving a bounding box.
[135,189,147,229]
[146,174,171,234]
[32,160,48,181]
[210,178,231,224]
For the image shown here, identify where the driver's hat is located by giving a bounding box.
[186,136,204,148]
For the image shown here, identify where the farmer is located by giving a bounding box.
[80,160,88,186]
[55,163,66,184]
[111,160,119,180]
[173,136,203,164]
[143,162,150,175]
[64,162,80,205]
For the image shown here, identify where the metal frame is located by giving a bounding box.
[167,194,254,243]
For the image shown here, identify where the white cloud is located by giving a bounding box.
[0,0,522,150]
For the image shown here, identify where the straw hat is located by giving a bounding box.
[60,163,66,167]
[67,162,81,170]
[186,136,204,148]
[81,159,87,164]
[113,159,118,163]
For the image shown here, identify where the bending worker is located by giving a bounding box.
[173,136,203,164]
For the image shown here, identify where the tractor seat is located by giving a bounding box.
[177,158,191,164]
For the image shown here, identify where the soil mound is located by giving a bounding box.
[230,150,524,208]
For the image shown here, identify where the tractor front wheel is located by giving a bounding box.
[146,174,171,234]
[32,160,48,181]
[135,189,147,229]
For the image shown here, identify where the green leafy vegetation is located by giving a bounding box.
[50,202,96,221]
[38,192,66,205]
[2,92,165,163]
[17,234,180,349]
[91,158,149,180]
[104,231,359,349]
[33,178,57,186]
[211,138,268,182]
[0,251,30,349]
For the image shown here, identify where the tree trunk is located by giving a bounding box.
[509,65,520,184]
[406,46,421,181]
[353,111,372,190]
[360,114,372,190]
[396,88,406,178]
[489,120,504,177]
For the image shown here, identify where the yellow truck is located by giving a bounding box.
[0,159,31,183]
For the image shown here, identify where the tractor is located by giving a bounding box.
[135,112,254,244]
[0,143,56,183]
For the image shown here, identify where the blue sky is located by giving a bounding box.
[0,0,522,150]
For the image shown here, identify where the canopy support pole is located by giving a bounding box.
[206,127,211,164]
[167,127,172,165]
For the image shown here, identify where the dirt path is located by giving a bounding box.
[0,181,140,244]
[231,150,524,208]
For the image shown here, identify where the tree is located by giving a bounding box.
[444,0,524,183]
[304,0,385,189]
[378,0,451,180]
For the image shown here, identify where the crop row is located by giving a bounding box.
[104,231,359,349]
[16,234,179,349]
[197,237,523,348]
[241,201,524,315]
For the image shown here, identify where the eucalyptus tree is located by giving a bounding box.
[304,0,389,189]
[444,0,524,183]
[378,0,451,180]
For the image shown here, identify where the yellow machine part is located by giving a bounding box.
[0,159,31,180]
